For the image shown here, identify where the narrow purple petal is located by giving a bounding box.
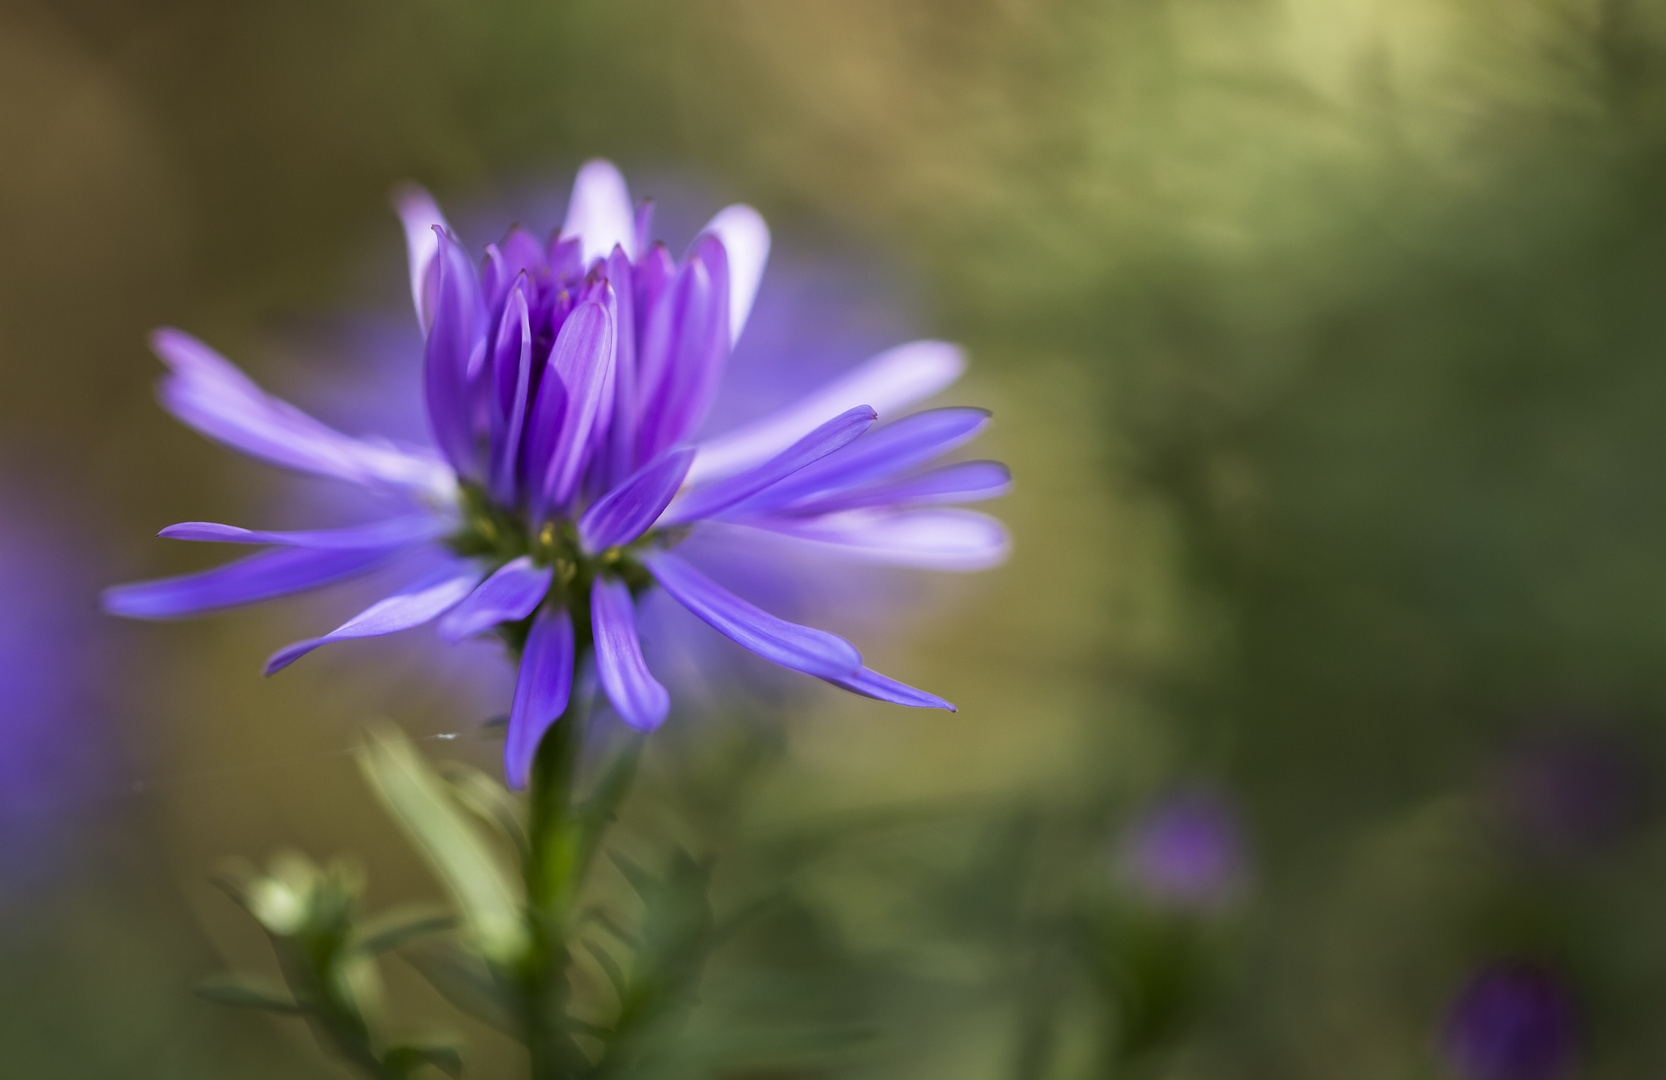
[635,257,713,462]
[822,667,956,711]
[521,364,567,514]
[687,340,966,484]
[504,606,575,790]
[642,552,861,679]
[603,245,639,489]
[653,239,730,450]
[158,515,448,549]
[790,460,1012,514]
[263,562,484,674]
[633,200,656,259]
[700,204,769,345]
[561,160,636,265]
[153,329,452,494]
[578,448,696,553]
[743,509,1011,571]
[735,407,991,514]
[661,405,876,526]
[393,184,449,332]
[102,546,394,619]
[437,556,554,642]
[541,296,617,510]
[424,227,486,479]
[592,578,670,732]
[488,284,533,504]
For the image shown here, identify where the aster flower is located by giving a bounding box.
[104,161,1010,786]
[1442,963,1577,1080]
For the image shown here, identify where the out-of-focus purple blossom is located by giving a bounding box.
[0,485,112,888]
[1442,963,1577,1080]
[104,161,1010,787]
[1486,725,1648,860]
[1116,789,1248,912]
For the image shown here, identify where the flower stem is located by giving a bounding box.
[521,702,587,1080]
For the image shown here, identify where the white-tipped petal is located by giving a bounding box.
[561,160,636,265]
[688,340,965,484]
[392,184,450,331]
[702,204,770,346]
[743,508,1010,571]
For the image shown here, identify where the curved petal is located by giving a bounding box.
[660,405,875,526]
[504,606,575,790]
[392,183,450,332]
[592,578,670,732]
[578,447,695,553]
[424,228,487,479]
[102,546,394,619]
[264,562,484,674]
[152,329,453,495]
[789,460,1012,514]
[701,204,769,345]
[539,296,617,511]
[158,515,448,549]
[743,509,1010,571]
[687,340,965,484]
[437,556,554,642]
[735,407,991,514]
[822,666,955,711]
[561,160,636,265]
[642,551,860,679]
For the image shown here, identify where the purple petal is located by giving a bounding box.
[688,340,966,484]
[561,160,636,265]
[790,460,1011,514]
[661,405,876,526]
[823,667,955,711]
[437,556,554,642]
[636,256,717,461]
[643,551,860,679]
[488,284,533,504]
[736,407,991,514]
[742,509,1010,571]
[602,246,639,489]
[424,227,486,479]
[393,184,449,332]
[578,448,696,553]
[264,562,485,674]
[592,578,670,732]
[652,238,730,451]
[700,204,769,345]
[158,515,448,549]
[102,546,394,619]
[152,329,452,495]
[540,296,617,511]
[504,606,574,790]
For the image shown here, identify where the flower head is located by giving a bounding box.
[1442,963,1577,1080]
[1116,789,1248,912]
[104,161,1010,786]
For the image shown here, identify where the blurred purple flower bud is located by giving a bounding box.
[1487,724,1647,860]
[1117,789,1248,911]
[1442,963,1577,1080]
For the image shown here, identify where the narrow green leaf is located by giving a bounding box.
[383,1042,464,1079]
[579,936,630,1002]
[351,905,458,957]
[359,723,527,962]
[606,849,657,900]
[194,973,304,1015]
[403,940,518,1036]
[443,762,530,862]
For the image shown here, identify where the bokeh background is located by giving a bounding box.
[6,0,1666,1076]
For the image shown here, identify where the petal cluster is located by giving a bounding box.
[105,162,1010,786]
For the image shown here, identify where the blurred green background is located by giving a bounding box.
[6,0,1666,1076]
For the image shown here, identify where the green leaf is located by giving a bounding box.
[443,762,530,863]
[351,905,458,957]
[403,940,518,1036]
[383,1042,464,1079]
[579,936,630,1002]
[359,723,527,962]
[194,973,304,1015]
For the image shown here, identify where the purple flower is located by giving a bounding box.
[1443,963,1577,1080]
[1116,789,1248,911]
[104,161,1010,787]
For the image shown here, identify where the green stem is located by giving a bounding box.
[522,700,586,1080]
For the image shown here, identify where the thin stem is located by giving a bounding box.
[521,700,587,1080]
